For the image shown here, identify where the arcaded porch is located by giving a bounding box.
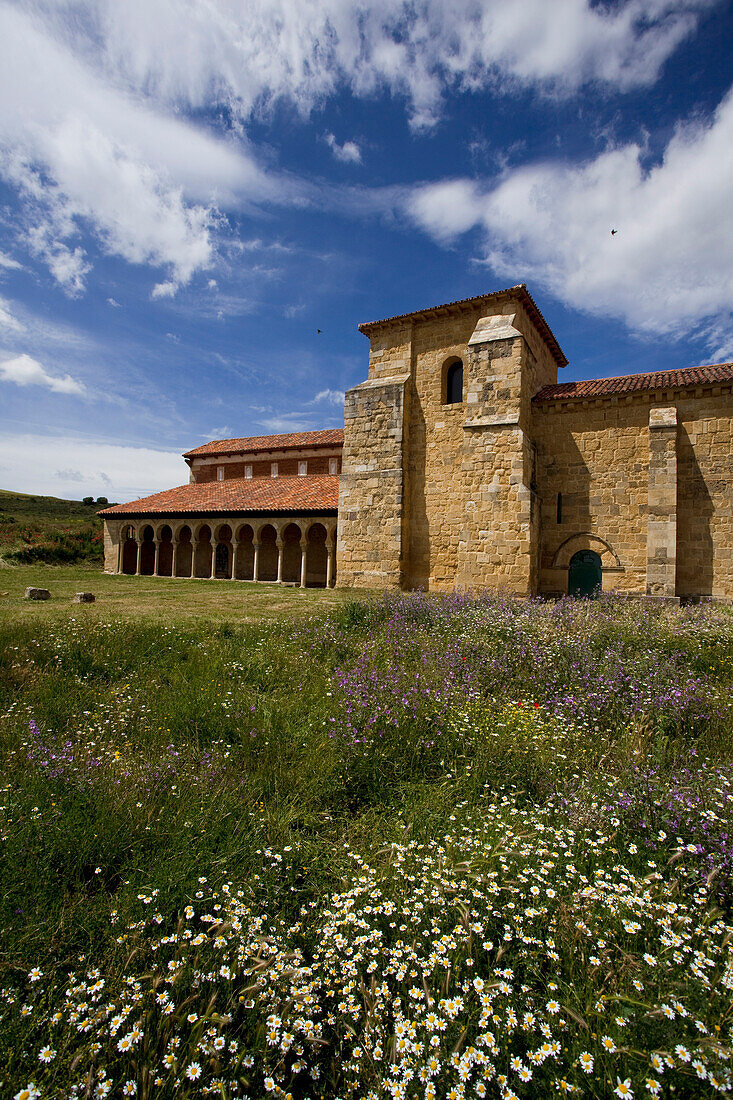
[108,515,337,588]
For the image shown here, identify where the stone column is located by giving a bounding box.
[646,406,678,598]
[231,540,239,580]
[276,538,284,583]
[326,537,335,589]
[135,539,142,576]
[190,540,198,579]
[300,538,308,588]
[116,536,124,574]
[253,539,260,582]
[171,539,179,578]
[153,539,161,576]
[210,539,217,579]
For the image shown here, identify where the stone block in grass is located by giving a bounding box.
[25,586,50,600]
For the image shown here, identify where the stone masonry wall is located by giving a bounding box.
[337,374,410,588]
[676,389,733,599]
[534,400,650,596]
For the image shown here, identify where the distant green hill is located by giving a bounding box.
[0,489,115,565]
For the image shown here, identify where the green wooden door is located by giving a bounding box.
[568,550,602,598]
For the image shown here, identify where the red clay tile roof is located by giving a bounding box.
[534,362,733,402]
[358,284,568,369]
[183,428,344,459]
[99,475,339,517]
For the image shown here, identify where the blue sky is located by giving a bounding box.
[0,0,731,502]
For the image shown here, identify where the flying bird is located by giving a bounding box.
[317,329,322,333]
[611,229,618,236]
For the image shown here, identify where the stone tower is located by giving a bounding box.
[336,285,567,592]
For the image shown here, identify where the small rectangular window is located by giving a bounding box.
[329,457,338,475]
[217,466,225,481]
[298,460,307,476]
[245,465,252,479]
[271,462,278,478]
[556,493,563,524]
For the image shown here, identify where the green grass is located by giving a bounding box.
[1,586,733,1097]
[0,563,351,624]
[0,488,108,565]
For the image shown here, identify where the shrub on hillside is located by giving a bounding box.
[7,528,103,564]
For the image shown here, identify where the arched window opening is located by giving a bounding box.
[445,359,463,404]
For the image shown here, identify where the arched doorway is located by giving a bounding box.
[307,523,327,587]
[194,524,212,578]
[176,526,192,577]
[568,550,602,598]
[158,525,173,576]
[235,524,254,579]
[122,526,137,574]
[281,523,302,583]
[215,543,229,577]
[139,525,155,575]
[215,524,232,578]
[258,525,278,581]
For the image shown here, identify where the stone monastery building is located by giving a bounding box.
[100,284,733,601]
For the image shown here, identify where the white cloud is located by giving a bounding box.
[0,352,86,395]
[0,250,22,271]
[258,413,322,432]
[0,6,281,295]
[407,87,733,356]
[410,180,485,240]
[26,224,90,296]
[39,0,716,130]
[0,295,25,335]
[107,297,121,307]
[0,433,186,500]
[310,388,346,407]
[151,280,178,300]
[0,1,718,305]
[325,133,362,164]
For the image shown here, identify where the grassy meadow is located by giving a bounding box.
[0,490,108,566]
[1,572,733,1099]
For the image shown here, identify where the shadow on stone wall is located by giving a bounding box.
[539,433,592,591]
[406,382,430,589]
[676,426,713,598]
